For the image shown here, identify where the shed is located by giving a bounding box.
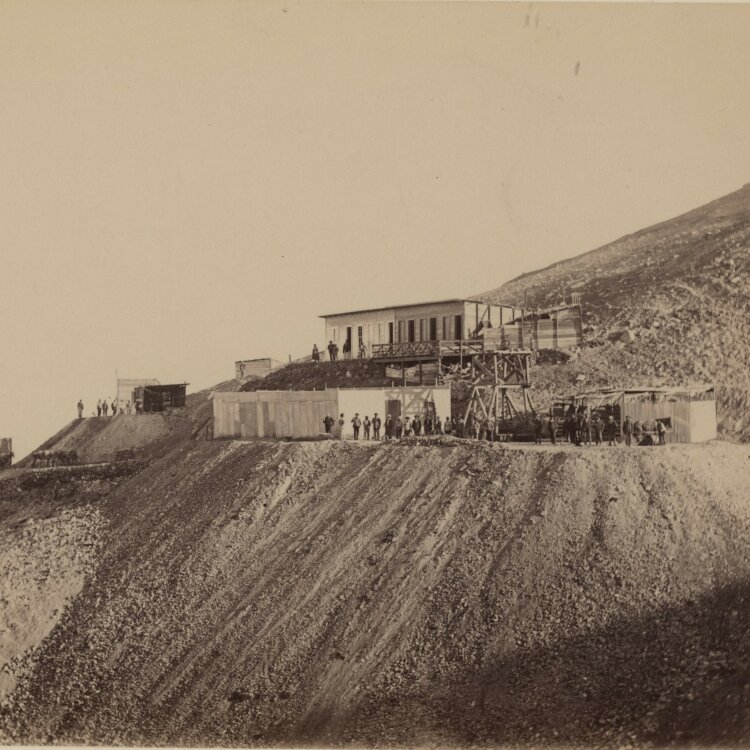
[0,438,12,469]
[135,383,188,413]
[212,386,451,440]
[555,385,716,443]
[235,358,284,381]
[117,378,159,406]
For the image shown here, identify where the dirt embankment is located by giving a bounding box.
[1,436,749,747]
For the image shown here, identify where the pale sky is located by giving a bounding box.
[2,1,750,459]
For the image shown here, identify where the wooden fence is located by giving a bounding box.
[213,391,337,439]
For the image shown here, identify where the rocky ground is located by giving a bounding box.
[1,428,748,747]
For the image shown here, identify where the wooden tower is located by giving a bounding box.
[463,350,536,428]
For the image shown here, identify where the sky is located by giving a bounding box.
[2,1,750,460]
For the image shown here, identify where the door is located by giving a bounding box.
[386,399,401,420]
[429,317,438,341]
[389,322,394,344]
[455,314,463,340]
[345,326,352,358]
[408,320,415,342]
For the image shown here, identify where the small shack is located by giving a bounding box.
[555,385,717,443]
[117,378,160,405]
[213,386,451,440]
[235,358,284,381]
[0,438,12,469]
[134,383,188,413]
[479,304,583,351]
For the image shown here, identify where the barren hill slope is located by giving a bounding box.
[481,184,750,440]
[2,430,749,746]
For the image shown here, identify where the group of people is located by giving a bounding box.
[95,399,132,417]
[323,412,464,440]
[76,398,143,419]
[323,412,476,440]
[314,340,367,363]
[533,409,668,446]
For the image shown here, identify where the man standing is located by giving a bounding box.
[327,341,335,361]
[606,415,617,446]
[592,414,603,445]
[312,344,320,362]
[102,400,108,416]
[351,413,362,440]
[363,415,371,440]
[323,414,333,434]
[434,416,443,435]
[622,416,633,446]
[547,413,557,445]
[582,411,591,446]
[384,415,393,440]
[337,413,345,438]
[412,415,422,436]
[656,419,667,446]
[333,342,339,361]
[534,415,543,444]
[444,416,452,435]
[97,399,102,417]
[424,414,433,436]
[77,399,84,419]
[395,417,403,439]
[372,413,381,440]
[456,415,465,438]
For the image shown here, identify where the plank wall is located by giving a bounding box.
[213,391,338,439]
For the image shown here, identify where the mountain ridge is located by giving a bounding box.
[479,183,750,442]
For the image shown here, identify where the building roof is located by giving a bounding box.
[319,298,514,319]
[555,384,714,401]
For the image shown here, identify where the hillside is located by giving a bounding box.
[481,183,750,441]
[1,399,749,745]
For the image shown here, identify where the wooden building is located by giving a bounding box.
[320,299,520,359]
[556,385,717,443]
[134,383,188,413]
[479,304,583,350]
[212,386,451,440]
[321,298,582,361]
[117,378,159,406]
[235,358,284,381]
[0,438,12,469]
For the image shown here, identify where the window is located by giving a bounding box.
[357,325,363,345]
[389,322,394,344]
[455,314,463,340]
[418,319,424,342]
[429,317,438,341]
[377,323,383,343]
[408,320,416,342]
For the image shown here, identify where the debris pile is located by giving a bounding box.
[1,434,748,746]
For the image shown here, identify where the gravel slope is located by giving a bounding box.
[2,436,748,747]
